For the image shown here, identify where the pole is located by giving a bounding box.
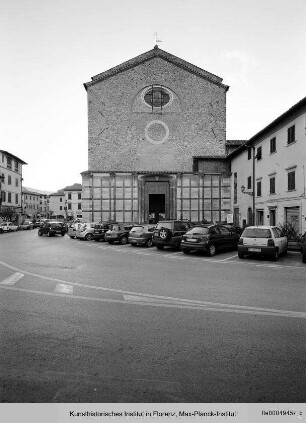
[0,174,4,213]
[252,146,256,225]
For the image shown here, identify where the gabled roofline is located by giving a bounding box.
[84,45,229,91]
[227,96,306,159]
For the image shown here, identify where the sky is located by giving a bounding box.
[1,0,305,193]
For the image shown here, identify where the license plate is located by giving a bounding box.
[186,238,197,242]
[249,248,261,252]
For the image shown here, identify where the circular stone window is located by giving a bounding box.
[145,120,169,145]
[142,86,172,109]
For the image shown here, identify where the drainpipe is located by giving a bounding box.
[252,146,256,225]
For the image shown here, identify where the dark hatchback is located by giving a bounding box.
[180,224,240,256]
[38,221,66,237]
[128,224,156,247]
[153,220,193,250]
[93,223,111,242]
[104,223,134,245]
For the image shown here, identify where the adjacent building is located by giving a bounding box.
[63,183,82,219]
[0,150,27,219]
[49,183,82,219]
[229,97,306,234]
[22,188,50,219]
[81,45,232,223]
[49,189,65,218]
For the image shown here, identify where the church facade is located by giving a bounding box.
[81,46,232,224]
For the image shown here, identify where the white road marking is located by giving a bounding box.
[55,283,73,294]
[0,272,24,285]
[217,254,238,262]
[78,242,305,269]
[0,284,305,319]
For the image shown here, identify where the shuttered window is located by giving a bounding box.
[288,171,295,190]
[287,125,295,145]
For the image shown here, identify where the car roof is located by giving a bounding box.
[243,225,279,229]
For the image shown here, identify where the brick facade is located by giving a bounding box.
[82,47,231,223]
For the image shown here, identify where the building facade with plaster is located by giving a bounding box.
[230,97,306,234]
[0,150,27,219]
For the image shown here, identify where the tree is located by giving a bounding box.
[0,206,17,222]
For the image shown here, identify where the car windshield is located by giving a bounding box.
[130,226,144,233]
[242,228,272,238]
[187,227,210,235]
[50,222,62,227]
[156,222,172,230]
[110,225,121,231]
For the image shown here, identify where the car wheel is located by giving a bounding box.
[183,249,190,254]
[61,232,65,236]
[208,243,216,256]
[238,251,244,259]
[38,230,42,236]
[159,228,171,241]
[302,253,306,263]
[119,236,128,245]
[70,236,75,239]
[146,238,153,248]
[156,245,164,250]
[85,233,93,241]
[271,249,279,261]
[47,231,52,237]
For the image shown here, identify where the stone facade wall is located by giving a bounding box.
[87,57,227,173]
[81,172,231,224]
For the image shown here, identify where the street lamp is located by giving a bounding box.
[241,185,254,196]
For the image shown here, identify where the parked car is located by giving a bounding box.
[181,224,240,256]
[19,220,34,230]
[237,225,287,261]
[38,220,66,237]
[93,223,111,242]
[153,220,193,250]
[33,219,47,228]
[104,223,134,245]
[75,222,101,241]
[0,222,20,232]
[67,221,81,239]
[128,224,156,247]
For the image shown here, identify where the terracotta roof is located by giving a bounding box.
[0,150,27,165]
[84,45,229,91]
[50,189,65,196]
[226,140,246,146]
[63,183,82,191]
[22,188,40,196]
